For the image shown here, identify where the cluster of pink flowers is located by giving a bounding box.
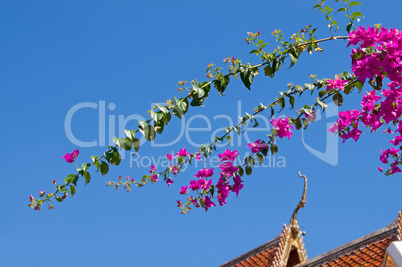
[326,75,348,91]
[330,26,402,174]
[247,139,268,153]
[329,109,362,143]
[270,117,294,139]
[177,149,244,212]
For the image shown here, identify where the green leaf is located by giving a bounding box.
[349,1,362,7]
[279,98,285,109]
[294,118,302,130]
[264,64,274,78]
[132,138,140,152]
[239,66,254,90]
[190,96,204,107]
[72,175,79,186]
[270,106,275,118]
[104,151,114,163]
[82,163,90,172]
[213,76,230,95]
[94,161,100,171]
[150,111,164,124]
[238,167,244,177]
[253,119,259,128]
[64,174,78,186]
[336,7,347,13]
[226,136,231,145]
[249,157,255,167]
[162,112,171,125]
[91,156,98,162]
[113,137,132,151]
[273,58,281,73]
[154,122,164,134]
[124,129,136,140]
[288,96,295,109]
[318,90,327,98]
[111,151,121,166]
[245,165,252,175]
[192,85,205,98]
[172,99,189,119]
[55,196,62,202]
[84,172,91,185]
[303,118,309,128]
[324,6,333,14]
[249,49,260,55]
[355,80,363,92]
[271,144,278,155]
[346,23,353,33]
[100,161,109,176]
[70,185,76,196]
[316,98,328,111]
[304,83,315,93]
[288,48,299,68]
[351,11,364,18]
[257,154,264,165]
[156,104,169,114]
[260,146,269,157]
[333,93,344,106]
[142,125,156,141]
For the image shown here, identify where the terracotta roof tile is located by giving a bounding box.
[297,212,402,267]
[220,225,290,267]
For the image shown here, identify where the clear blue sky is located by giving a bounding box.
[1,1,402,266]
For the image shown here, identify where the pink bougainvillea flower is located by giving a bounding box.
[166,154,175,161]
[171,164,178,175]
[176,200,182,207]
[176,148,191,158]
[378,167,383,172]
[52,179,56,184]
[189,180,201,191]
[390,135,402,146]
[179,186,188,195]
[202,196,216,211]
[231,175,244,197]
[246,139,268,153]
[194,168,214,178]
[391,162,402,174]
[29,195,35,201]
[166,178,174,187]
[218,149,239,162]
[195,152,202,161]
[61,149,79,163]
[270,117,294,139]
[39,191,45,197]
[149,164,156,173]
[200,179,212,191]
[219,162,239,178]
[216,177,230,206]
[150,174,158,182]
[326,75,348,91]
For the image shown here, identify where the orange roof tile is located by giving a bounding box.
[219,225,287,267]
[297,211,402,267]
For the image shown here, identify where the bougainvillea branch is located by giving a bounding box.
[29,0,371,212]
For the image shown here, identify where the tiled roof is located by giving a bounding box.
[219,224,307,267]
[296,211,402,267]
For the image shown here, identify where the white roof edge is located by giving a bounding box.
[386,241,402,266]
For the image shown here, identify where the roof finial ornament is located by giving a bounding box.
[290,171,307,238]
